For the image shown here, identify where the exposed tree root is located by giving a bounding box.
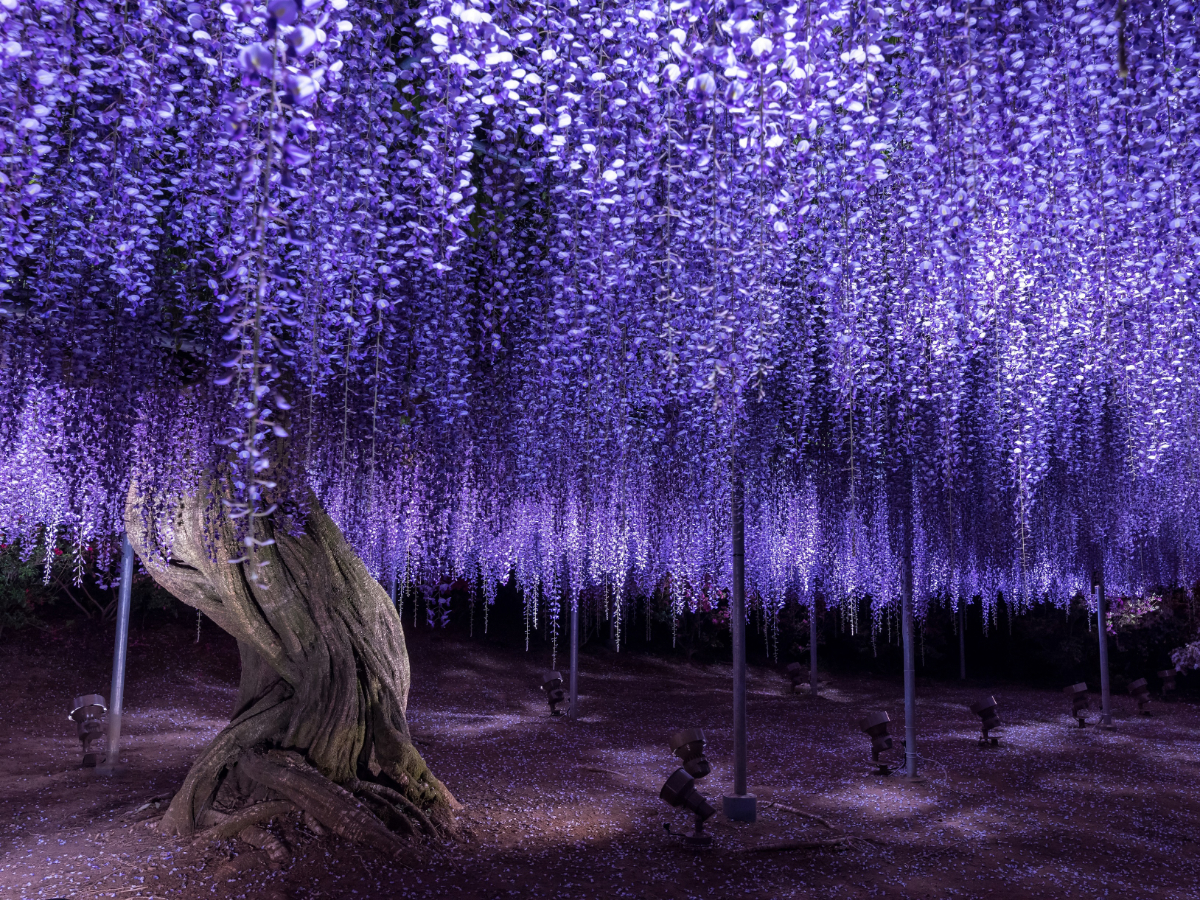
[115,795,172,824]
[303,811,327,836]
[760,800,837,831]
[195,801,295,843]
[355,787,417,837]
[237,823,292,866]
[350,778,438,838]
[743,835,874,853]
[238,749,414,861]
[159,687,294,837]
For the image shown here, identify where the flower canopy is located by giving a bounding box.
[2,0,1198,637]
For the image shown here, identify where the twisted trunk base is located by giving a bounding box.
[126,485,456,856]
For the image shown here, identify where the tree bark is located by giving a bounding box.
[125,483,456,844]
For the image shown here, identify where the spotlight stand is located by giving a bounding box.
[668,728,712,780]
[969,696,1001,746]
[660,768,716,848]
[69,695,108,768]
[784,662,805,694]
[1064,682,1090,727]
[541,671,566,717]
[1128,678,1152,716]
[858,711,901,775]
[1157,669,1177,700]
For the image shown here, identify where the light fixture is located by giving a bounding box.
[668,728,711,779]
[969,696,1001,746]
[659,767,716,847]
[541,671,566,717]
[858,711,901,775]
[784,662,805,693]
[1129,678,1151,715]
[69,694,107,768]
[1158,668,1177,700]
[1064,683,1089,727]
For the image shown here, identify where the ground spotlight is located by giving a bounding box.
[969,696,1001,746]
[1129,678,1152,715]
[668,728,711,780]
[541,671,566,717]
[857,711,901,774]
[1158,669,1177,700]
[784,662,805,693]
[1064,683,1089,727]
[69,694,107,767]
[660,767,715,847]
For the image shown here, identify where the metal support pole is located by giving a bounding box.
[900,501,918,779]
[568,594,579,720]
[100,534,134,775]
[722,462,756,821]
[958,602,967,681]
[1095,570,1112,726]
[809,593,819,696]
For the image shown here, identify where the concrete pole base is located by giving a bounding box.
[722,793,757,823]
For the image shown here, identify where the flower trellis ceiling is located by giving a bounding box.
[1,0,1197,637]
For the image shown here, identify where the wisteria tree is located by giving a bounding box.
[3,0,1198,852]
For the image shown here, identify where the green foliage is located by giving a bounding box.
[0,535,181,640]
[0,537,78,639]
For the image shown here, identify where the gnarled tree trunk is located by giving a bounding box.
[125,485,456,849]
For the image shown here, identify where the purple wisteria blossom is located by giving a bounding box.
[1,0,1197,636]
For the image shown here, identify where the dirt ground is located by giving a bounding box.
[2,617,1199,900]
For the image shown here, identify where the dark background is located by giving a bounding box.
[4,539,1195,697]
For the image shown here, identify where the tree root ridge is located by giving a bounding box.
[237,823,292,866]
[237,748,414,862]
[195,801,295,844]
[159,690,294,838]
[350,777,438,838]
[354,786,417,837]
[177,741,447,868]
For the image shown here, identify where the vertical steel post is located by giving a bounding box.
[568,593,579,720]
[731,467,747,794]
[101,534,134,774]
[1095,570,1112,725]
[722,461,756,821]
[900,497,918,779]
[958,603,967,681]
[809,593,819,696]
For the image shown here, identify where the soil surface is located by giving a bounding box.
[2,616,1199,900]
